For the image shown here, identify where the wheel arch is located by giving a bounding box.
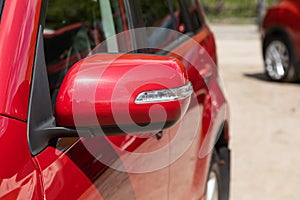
[263,26,300,81]
[212,120,230,200]
[215,120,229,151]
[263,26,296,59]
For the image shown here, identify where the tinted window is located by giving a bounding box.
[44,0,126,103]
[185,0,202,31]
[139,0,179,29]
[134,0,182,52]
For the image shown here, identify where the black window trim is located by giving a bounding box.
[178,0,194,33]
[167,0,178,31]
[28,0,79,155]
[181,0,204,33]
[0,0,5,22]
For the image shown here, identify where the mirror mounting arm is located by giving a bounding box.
[28,26,83,156]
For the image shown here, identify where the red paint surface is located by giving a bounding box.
[0,0,229,199]
[0,0,41,121]
[263,0,300,59]
[55,54,190,127]
[0,116,43,199]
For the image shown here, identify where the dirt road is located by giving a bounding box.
[210,24,300,200]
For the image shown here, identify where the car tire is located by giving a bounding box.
[205,148,230,200]
[205,150,221,200]
[264,35,297,82]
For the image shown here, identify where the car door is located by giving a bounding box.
[31,0,171,199]
[128,0,224,199]
[1,0,225,199]
[0,0,45,199]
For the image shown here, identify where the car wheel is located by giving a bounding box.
[264,35,296,82]
[205,151,221,200]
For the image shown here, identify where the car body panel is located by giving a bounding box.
[34,145,103,199]
[263,0,300,61]
[0,0,41,121]
[0,0,229,199]
[0,116,43,199]
[167,25,227,199]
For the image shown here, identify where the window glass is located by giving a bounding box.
[136,0,182,52]
[185,0,202,31]
[44,0,125,103]
[139,0,179,29]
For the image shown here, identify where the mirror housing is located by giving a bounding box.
[55,54,192,134]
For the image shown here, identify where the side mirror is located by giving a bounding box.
[55,54,192,134]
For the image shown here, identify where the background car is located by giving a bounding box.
[0,0,230,199]
[262,0,300,82]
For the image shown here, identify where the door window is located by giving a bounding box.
[44,0,126,104]
[139,0,179,29]
[185,0,203,31]
[130,0,181,53]
[130,0,203,53]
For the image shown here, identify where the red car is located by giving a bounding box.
[0,0,230,199]
[262,0,300,81]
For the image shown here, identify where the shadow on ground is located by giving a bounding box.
[244,72,268,81]
[244,72,300,85]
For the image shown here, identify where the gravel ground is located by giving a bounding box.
[210,24,300,200]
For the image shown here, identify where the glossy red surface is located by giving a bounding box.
[0,116,43,199]
[0,0,44,198]
[0,0,230,199]
[55,54,190,128]
[38,13,228,200]
[35,146,103,199]
[166,26,228,199]
[0,0,41,121]
[263,0,300,59]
